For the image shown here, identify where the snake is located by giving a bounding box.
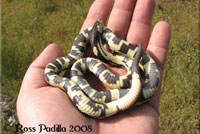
[44,20,160,118]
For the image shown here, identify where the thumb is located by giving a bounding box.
[19,44,64,97]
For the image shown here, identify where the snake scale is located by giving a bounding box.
[44,20,160,119]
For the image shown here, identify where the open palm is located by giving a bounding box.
[17,0,171,133]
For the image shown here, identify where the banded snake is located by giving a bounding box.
[44,20,160,119]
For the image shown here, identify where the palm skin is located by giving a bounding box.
[17,0,171,134]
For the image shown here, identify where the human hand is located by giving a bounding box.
[17,0,171,134]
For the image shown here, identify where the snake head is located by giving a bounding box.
[90,20,103,57]
[96,19,103,32]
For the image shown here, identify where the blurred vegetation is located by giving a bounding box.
[1,0,199,133]
[155,0,199,133]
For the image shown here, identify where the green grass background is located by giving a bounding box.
[1,0,199,133]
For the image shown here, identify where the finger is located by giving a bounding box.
[147,21,171,71]
[80,0,111,31]
[127,0,155,48]
[107,0,137,39]
[21,44,64,91]
[147,21,171,109]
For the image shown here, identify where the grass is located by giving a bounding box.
[1,0,199,133]
[154,1,199,133]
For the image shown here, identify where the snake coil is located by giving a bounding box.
[44,20,160,119]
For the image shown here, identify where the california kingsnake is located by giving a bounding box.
[44,20,160,119]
